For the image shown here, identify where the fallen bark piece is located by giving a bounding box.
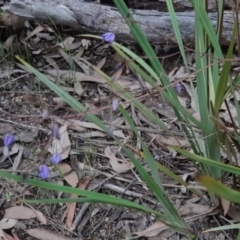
[1,0,237,45]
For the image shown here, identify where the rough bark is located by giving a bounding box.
[1,0,237,45]
[129,0,239,11]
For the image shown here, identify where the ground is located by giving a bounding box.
[0,1,238,240]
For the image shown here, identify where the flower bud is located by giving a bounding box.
[38,165,49,179]
[112,99,118,111]
[52,124,61,140]
[41,109,49,119]
[108,125,115,136]
[3,134,15,147]
[50,153,62,164]
[102,32,115,44]
[176,83,182,94]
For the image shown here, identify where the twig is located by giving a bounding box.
[103,183,158,205]
[103,121,185,136]
[70,202,90,231]
[70,172,120,231]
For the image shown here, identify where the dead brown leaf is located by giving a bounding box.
[112,67,123,81]
[221,198,230,216]
[26,228,75,240]
[58,37,74,50]
[64,171,78,188]
[57,163,78,187]
[0,229,8,240]
[58,163,72,173]
[0,144,20,163]
[227,206,240,221]
[48,125,71,160]
[3,231,15,240]
[178,202,210,216]
[58,47,72,65]
[43,56,60,70]
[97,57,106,69]
[4,206,36,219]
[3,35,16,51]
[74,82,84,96]
[134,221,168,237]
[156,135,189,147]
[66,194,77,229]
[35,211,47,224]
[78,178,92,189]
[65,178,91,229]
[0,218,18,229]
[104,146,134,173]
[24,25,44,41]
[81,39,91,49]
[12,144,24,171]
[11,230,20,240]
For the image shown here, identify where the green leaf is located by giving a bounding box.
[196,173,240,204]
[173,147,240,176]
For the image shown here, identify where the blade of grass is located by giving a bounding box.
[118,104,162,189]
[16,56,108,133]
[203,223,240,232]
[118,105,189,230]
[173,147,240,176]
[112,0,162,76]
[196,173,240,204]
[0,170,172,220]
[165,0,188,68]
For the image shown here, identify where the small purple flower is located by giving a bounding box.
[4,134,15,147]
[38,164,49,179]
[41,109,49,119]
[102,32,115,44]
[108,125,114,136]
[50,153,62,164]
[114,62,122,70]
[112,99,118,111]
[52,124,61,140]
[175,83,182,94]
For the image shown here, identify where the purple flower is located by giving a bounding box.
[52,124,61,140]
[50,153,62,164]
[108,125,114,136]
[114,62,122,70]
[112,99,118,111]
[102,32,115,44]
[41,109,49,119]
[4,134,15,147]
[175,83,182,94]
[38,165,49,179]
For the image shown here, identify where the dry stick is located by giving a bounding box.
[103,183,158,205]
[70,172,121,231]
[90,208,109,234]
[70,202,90,231]
[77,207,92,238]
[91,179,137,235]
[103,121,185,136]
[0,118,48,132]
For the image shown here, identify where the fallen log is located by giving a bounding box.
[125,0,238,12]
[1,0,237,45]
